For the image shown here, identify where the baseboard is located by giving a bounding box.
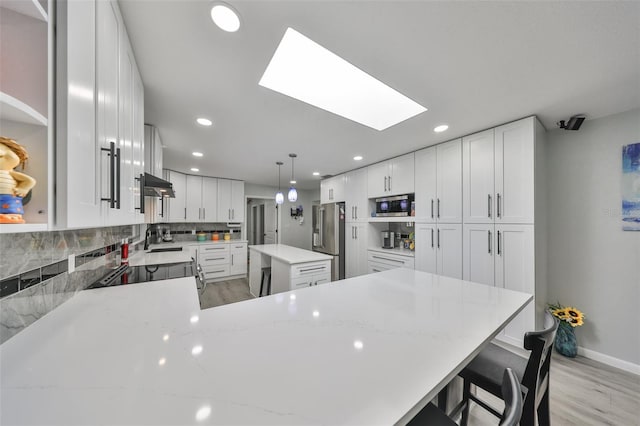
[578,346,640,375]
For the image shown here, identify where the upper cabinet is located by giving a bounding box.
[344,168,368,222]
[186,176,218,222]
[320,174,345,204]
[166,170,186,222]
[218,179,244,222]
[415,139,462,223]
[56,0,144,229]
[463,117,535,224]
[0,0,52,233]
[144,125,164,223]
[367,153,414,198]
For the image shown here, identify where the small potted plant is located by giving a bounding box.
[548,302,585,358]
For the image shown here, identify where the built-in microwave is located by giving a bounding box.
[375,194,414,217]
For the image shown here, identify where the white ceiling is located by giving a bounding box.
[119,0,640,190]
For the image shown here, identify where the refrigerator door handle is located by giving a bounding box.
[319,208,325,248]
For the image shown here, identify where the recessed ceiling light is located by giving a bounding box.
[210,3,240,32]
[312,172,320,176]
[353,155,363,161]
[434,124,449,133]
[192,152,204,157]
[191,168,200,172]
[196,118,212,126]
[290,180,297,184]
[259,28,427,131]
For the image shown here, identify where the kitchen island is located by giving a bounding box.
[249,244,333,296]
[0,269,532,425]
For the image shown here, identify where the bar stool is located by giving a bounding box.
[408,368,523,426]
[259,267,271,297]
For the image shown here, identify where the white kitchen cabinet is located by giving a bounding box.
[166,170,186,222]
[229,242,248,276]
[186,175,218,222]
[56,0,144,229]
[345,169,368,222]
[495,225,535,346]
[367,249,414,273]
[415,140,461,223]
[346,223,368,278]
[218,179,244,222]
[321,174,346,204]
[132,67,145,223]
[415,223,462,279]
[463,223,495,286]
[494,119,535,224]
[367,153,415,198]
[289,261,332,290]
[414,223,436,274]
[463,117,535,224]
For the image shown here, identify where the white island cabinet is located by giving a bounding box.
[249,244,332,296]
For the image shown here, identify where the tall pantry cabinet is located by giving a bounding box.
[414,140,463,279]
[462,116,547,347]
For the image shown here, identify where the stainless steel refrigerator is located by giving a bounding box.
[312,202,345,281]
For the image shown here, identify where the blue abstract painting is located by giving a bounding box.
[622,142,640,231]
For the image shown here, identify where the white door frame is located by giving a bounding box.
[243,195,281,245]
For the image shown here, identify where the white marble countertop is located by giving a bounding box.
[0,269,531,425]
[249,244,333,264]
[128,249,194,267]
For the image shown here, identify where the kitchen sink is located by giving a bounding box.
[148,247,183,253]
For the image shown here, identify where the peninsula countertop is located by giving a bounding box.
[249,243,333,264]
[0,269,532,425]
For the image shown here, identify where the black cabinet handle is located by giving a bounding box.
[115,147,121,209]
[101,142,116,208]
[135,173,145,214]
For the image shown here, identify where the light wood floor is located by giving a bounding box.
[199,279,640,425]
[468,352,640,426]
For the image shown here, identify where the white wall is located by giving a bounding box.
[546,108,640,366]
[245,183,320,250]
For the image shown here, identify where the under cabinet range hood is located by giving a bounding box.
[142,173,175,198]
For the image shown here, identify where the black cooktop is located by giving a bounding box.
[88,261,195,289]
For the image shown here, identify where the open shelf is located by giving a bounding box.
[0,92,47,126]
[0,0,47,22]
[0,223,48,234]
[368,217,415,223]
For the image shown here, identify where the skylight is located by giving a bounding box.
[259,28,427,131]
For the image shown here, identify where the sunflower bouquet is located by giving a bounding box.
[548,302,585,328]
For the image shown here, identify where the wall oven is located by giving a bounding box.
[375,194,414,217]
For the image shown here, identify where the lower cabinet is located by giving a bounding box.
[414,223,462,279]
[464,224,535,346]
[230,242,248,275]
[192,242,247,282]
[290,261,332,290]
[346,223,368,278]
[367,249,414,273]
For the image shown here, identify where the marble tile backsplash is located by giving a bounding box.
[0,225,138,344]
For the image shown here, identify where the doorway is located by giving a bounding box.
[247,197,279,246]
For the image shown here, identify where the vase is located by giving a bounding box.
[555,321,578,357]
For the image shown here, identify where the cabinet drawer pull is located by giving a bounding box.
[384,176,387,192]
[204,247,225,251]
[372,255,403,264]
[206,269,226,274]
[204,257,226,261]
[388,175,391,192]
[299,266,326,273]
[355,206,358,219]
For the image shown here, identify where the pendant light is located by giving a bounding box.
[275,161,284,205]
[288,153,298,202]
